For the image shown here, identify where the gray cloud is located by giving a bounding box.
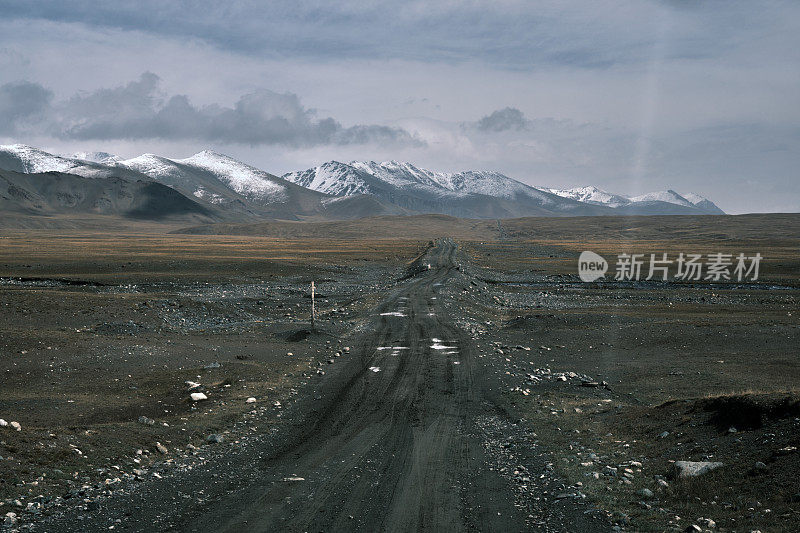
[0,80,52,134]
[4,1,795,70]
[1,73,421,147]
[0,1,797,213]
[476,107,528,132]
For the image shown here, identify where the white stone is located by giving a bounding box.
[190,392,208,402]
[673,460,723,478]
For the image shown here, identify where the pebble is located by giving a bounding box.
[9,421,21,431]
[155,442,168,454]
[138,416,155,426]
[700,518,716,529]
[190,392,208,402]
[0,419,7,427]
[245,397,257,403]
[206,434,224,444]
[637,488,654,499]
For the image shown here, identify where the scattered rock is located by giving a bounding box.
[753,461,768,472]
[637,488,654,499]
[776,446,797,456]
[673,460,724,478]
[603,466,618,477]
[190,392,208,402]
[658,431,670,439]
[185,381,201,390]
[282,476,305,481]
[155,442,168,454]
[138,416,155,426]
[9,421,21,431]
[0,419,7,427]
[206,434,224,444]
[700,518,717,529]
[685,525,702,533]
[245,397,257,403]
[204,362,221,369]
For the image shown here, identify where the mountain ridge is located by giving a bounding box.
[0,144,726,220]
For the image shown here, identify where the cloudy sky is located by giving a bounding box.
[0,1,798,213]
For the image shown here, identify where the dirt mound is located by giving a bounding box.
[695,393,800,431]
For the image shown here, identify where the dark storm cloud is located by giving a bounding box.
[476,107,528,132]
[0,73,422,147]
[0,80,52,134]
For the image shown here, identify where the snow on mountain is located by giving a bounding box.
[545,186,725,214]
[120,153,184,179]
[118,151,288,205]
[282,161,374,196]
[282,160,732,216]
[284,160,559,206]
[544,186,631,208]
[71,151,122,164]
[629,189,695,207]
[680,192,726,214]
[0,144,726,217]
[0,144,86,174]
[177,151,286,202]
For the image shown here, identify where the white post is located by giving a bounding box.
[311,281,316,329]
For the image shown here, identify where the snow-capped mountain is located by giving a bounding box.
[629,190,694,207]
[542,186,631,208]
[284,161,725,217]
[0,144,726,220]
[678,192,726,215]
[545,186,724,214]
[177,151,286,201]
[0,145,406,221]
[119,152,290,205]
[282,160,588,218]
[72,151,123,165]
[285,160,556,204]
[0,144,97,175]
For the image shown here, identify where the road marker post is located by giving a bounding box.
[311,281,316,330]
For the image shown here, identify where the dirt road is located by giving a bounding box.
[38,239,608,532]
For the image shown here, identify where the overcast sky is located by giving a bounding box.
[0,1,798,213]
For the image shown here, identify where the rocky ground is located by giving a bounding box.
[0,218,798,531]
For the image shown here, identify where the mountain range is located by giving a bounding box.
[0,144,724,224]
